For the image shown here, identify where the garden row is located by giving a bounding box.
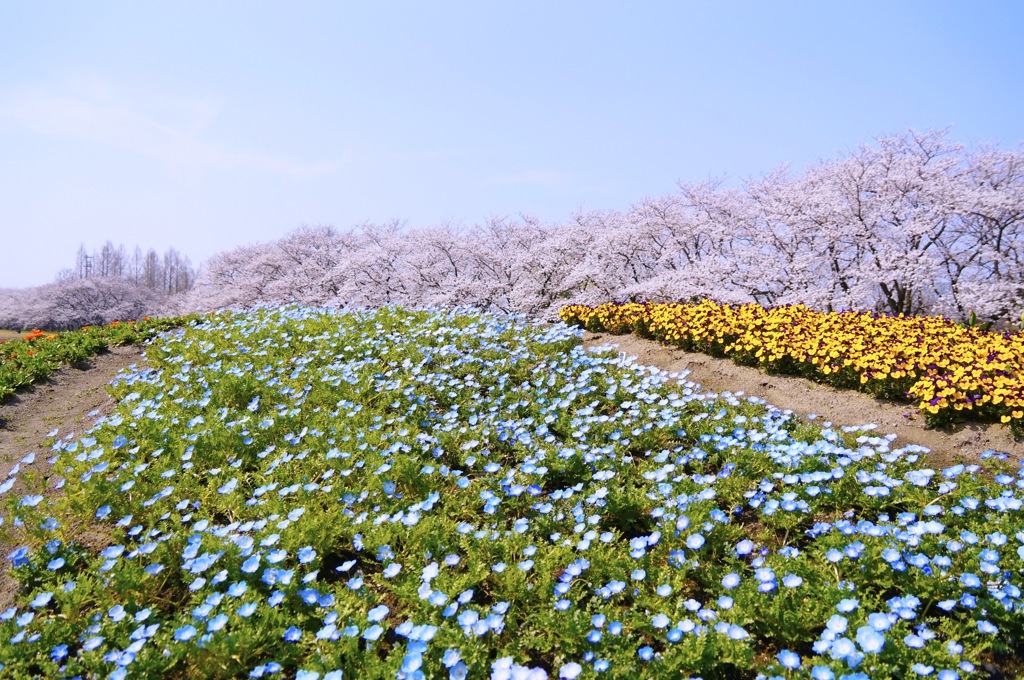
[560,301,1024,436]
[0,306,1021,678]
[0,317,193,402]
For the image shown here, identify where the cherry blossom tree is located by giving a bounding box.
[945,144,1024,323]
[172,128,1024,326]
[0,278,161,331]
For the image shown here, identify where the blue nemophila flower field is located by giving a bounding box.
[1,306,1022,679]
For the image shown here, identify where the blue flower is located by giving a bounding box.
[283,626,302,642]
[450,660,469,680]
[855,626,885,654]
[559,662,583,679]
[867,612,892,632]
[905,633,925,648]
[173,625,197,642]
[727,624,748,640]
[722,573,740,589]
[829,637,856,660]
[638,646,654,661]
[837,598,859,613]
[777,649,801,669]
[782,574,803,588]
[367,605,389,622]
[826,615,848,634]
[960,573,981,588]
[443,649,462,668]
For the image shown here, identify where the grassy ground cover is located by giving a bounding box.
[0,306,1021,679]
[560,301,1024,436]
[0,319,192,402]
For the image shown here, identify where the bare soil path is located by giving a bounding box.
[583,331,1024,470]
[0,344,146,609]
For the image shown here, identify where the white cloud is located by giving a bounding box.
[1,79,342,179]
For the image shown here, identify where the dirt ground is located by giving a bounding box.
[583,331,1024,470]
[0,344,145,609]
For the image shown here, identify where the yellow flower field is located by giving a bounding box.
[560,300,1024,433]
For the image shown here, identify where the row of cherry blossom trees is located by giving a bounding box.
[183,130,1024,325]
[0,278,163,331]
[0,242,196,330]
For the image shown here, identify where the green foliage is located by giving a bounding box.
[0,307,1020,679]
[0,317,194,401]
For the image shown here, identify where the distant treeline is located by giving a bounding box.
[0,242,197,331]
[59,242,197,296]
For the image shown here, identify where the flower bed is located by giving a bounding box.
[0,318,191,402]
[560,301,1024,436]
[0,306,1021,678]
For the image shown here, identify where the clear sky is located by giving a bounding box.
[2,1,1023,288]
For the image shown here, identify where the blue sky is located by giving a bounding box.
[2,1,1023,288]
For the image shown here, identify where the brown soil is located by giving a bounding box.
[583,331,1024,470]
[0,344,146,609]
